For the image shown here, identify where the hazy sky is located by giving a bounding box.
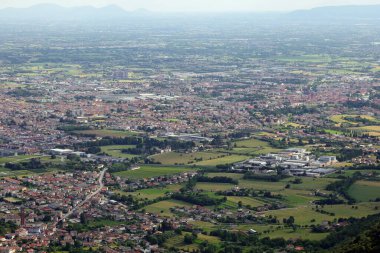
[2,0,380,12]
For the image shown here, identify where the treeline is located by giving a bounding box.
[196,176,238,185]
[325,173,361,204]
[172,192,226,206]
[5,158,45,171]
[243,172,288,182]
[110,192,170,211]
[0,221,17,236]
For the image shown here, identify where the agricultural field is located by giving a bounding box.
[112,165,196,180]
[150,151,222,165]
[330,114,380,126]
[100,145,139,159]
[194,154,250,166]
[116,184,183,200]
[3,197,22,203]
[348,180,380,202]
[73,129,140,138]
[350,125,380,137]
[266,202,380,226]
[230,138,281,155]
[196,182,237,192]
[142,199,192,217]
[0,155,44,165]
[164,232,221,251]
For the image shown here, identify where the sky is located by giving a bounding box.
[1,0,380,12]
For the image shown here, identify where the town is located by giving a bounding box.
[1,3,380,253]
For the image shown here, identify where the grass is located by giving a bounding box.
[330,114,379,127]
[118,184,183,200]
[348,180,380,202]
[142,199,192,217]
[351,126,380,132]
[150,151,222,165]
[194,155,250,166]
[265,202,380,226]
[113,165,196,180]
[234,138,271,148]
[226,196,266,208]
[100,145,139,159]
[3,197,22,203]
[196,182,237,191]
[164,232,221,251]
[0,155,43,164]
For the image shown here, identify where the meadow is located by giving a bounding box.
[112,165,196,180]
[194,154,250,166]
[348,180,380,202]
[100,145,139,159]
[150,151,222,165]
[142,199,192,217]
[116,184,183,200]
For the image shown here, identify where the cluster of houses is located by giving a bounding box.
[234,148,337,177]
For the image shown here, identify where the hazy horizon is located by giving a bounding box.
[2,0,380,12]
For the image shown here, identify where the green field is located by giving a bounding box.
[265,202,380,226]
[0,168,35,178]
[194,155,250,166]
[196,182,237,191]
[3,197,22,203]
[164,232,221,251]
[228,138,281,155]
[348,180,380,202]
[0,155,43,164]
[117,184,183,200]
[100,145,139,159]
[150,151,222,165]
[142,199,192,217]
[113,165,196,180]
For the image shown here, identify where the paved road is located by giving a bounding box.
[54,168,108,227]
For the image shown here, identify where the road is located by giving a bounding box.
[54,168,108,227]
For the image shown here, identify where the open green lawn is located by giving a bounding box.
[237,224,329,241]
[227,196,266,208]
[0,168,35,178]
[190,221,328,241]
[150,151,222,165]
[196,182,237,191]
[164,232,221,251]
[3,197,22,203]
[348,180,380,202]
[265,202,380,226]
[194,155,250,166]
[117,184,183,200]
[113,165,196,180]
[100,145,139,159]
[0,155,43,164]
[234,138,271,148]
[142,199,192,217]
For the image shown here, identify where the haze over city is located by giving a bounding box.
[1,0,380,11]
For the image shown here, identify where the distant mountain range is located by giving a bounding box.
[0,4,379,21]
[289,5,380,19]
[0,4,143,20]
